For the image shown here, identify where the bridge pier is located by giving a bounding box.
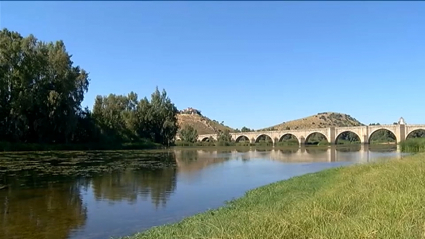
[360,134,368,144]
[328,127,336,145]
[395,124,406,144]
[299,136,306,145]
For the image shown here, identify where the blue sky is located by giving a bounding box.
[1,2,424,129]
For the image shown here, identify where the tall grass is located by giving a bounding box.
[400,138,425,152]
[121,153,425,239]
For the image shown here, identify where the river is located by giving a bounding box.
[0,145,406,239]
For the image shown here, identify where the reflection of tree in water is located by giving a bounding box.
[91,168,177,209]
[279,148,299,154]
[175,150,232,173]
[218,150,232,154]
[235,148,250,153]
[369,145,397,152]
[305,147,328,154]
[335,145,361,152]
[179,150,198,161]
[255,148,269,152]
[0,150,180,238]
[0,181,86,239]
[241,156,251,162]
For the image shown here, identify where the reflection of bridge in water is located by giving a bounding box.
[174,150,231,174]
[174,145,400,171]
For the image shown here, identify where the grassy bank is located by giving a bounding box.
[122,153,425,239]
[400,138,425,152]
[0,140,163,152]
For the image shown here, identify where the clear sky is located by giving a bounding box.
[1,2,424,129]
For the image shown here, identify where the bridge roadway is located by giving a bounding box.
[193,121,425,145]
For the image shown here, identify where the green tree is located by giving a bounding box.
[179,125,198,143]
[0,28,89,143]
[92,94,135,142]
[0,28,179,148]
[140,87,178,146]
[217,129,233,146]
[72,107,100,143]
[241,127,251,132]
[92,88,179,146]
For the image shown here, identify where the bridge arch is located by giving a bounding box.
[278,133,299,145]
[235,135,250,143]
[368,128,397,144]
[335,131,361,144]
[406,129,425,139]
[200,137,210,142]
[255,134,273,143]
[305,132,328,145]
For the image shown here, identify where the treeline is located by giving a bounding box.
[234,126,255,132]
[91,89,178,146]
[0,28,178,150]
[178,126,238,146]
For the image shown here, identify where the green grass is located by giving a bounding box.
[400,138,425,152]
[120,153,425,239]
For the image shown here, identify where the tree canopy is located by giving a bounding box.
[0,28,179,146]
[179,125,198,143]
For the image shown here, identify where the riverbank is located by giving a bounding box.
[0,141,395,152]
[175,140,397,148]
[400,138,425,152]
[0,141,163,152]
[122,152,425,239]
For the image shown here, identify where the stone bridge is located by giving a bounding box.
[191,118,425,145]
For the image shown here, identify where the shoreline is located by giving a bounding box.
[0,143,396,153]
[120,153,424,239]
[0,141,164,152]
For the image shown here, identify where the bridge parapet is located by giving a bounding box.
[407,125,425,128]
[368,124,396,128]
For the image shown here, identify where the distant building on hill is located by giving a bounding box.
[180,107,202,116]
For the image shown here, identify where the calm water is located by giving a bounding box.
[0,145,407,239]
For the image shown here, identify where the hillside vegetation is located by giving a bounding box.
[261,112,364,131]
[178,112,363,135]
[177,109,234,135]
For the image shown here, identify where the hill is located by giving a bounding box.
[177,107,234,135]
[260,112,364,131]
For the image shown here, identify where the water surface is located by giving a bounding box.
[0,145,406,239]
